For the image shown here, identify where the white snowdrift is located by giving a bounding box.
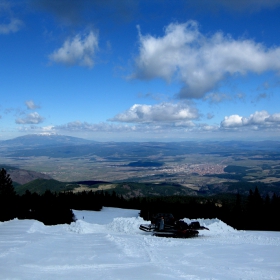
[0,207,279,280]
[183,217,237,235]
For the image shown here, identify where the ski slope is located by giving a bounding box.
[0,207,280,279]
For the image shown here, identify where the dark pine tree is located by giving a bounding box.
[0,168,16,221]
[245,187,265,230]
[0,168,15,197]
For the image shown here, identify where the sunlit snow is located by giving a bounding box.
[1,207,279,279]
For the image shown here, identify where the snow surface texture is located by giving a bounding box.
[0,207,280,280]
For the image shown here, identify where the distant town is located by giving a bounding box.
[159,163,226,176]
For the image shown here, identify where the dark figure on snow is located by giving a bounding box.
[159,217,164,231]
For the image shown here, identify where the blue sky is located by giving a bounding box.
[1,0,280,141]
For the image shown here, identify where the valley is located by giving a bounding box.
[1,135,280,197]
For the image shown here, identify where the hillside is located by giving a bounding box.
[15,179,78,195]
[15,178,197,197]
[0,165,53,185]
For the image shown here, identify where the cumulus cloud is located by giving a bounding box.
[109,102,199,123]
[23,110,280,140]
[220,110,280,129]
[50,119,223,142]
[15,112,44,124]
[49,31,98,68]
[265,113,280,122]
[221,114,244,128]
[133,21,280,99]
[25,100,40,110]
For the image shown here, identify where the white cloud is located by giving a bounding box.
[25,100,40,110]
[109,102,199,123]
[200,124,219,131]
[266,113,280,122]
[49,31,98,68]
[0,18,23,34]
[244,110,270,125]
[174,120,195,127]
[53,120,201,140]
[221,114,243,128]
[19,110,279,141]
[133,21,280,99]
[220,110,280,129]
[0,2,23,34]
[56,121,136,133]
[15,112,44,124]
[41,125,55,131]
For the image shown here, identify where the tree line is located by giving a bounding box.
[138,188,280,231]
[1,168,280,230]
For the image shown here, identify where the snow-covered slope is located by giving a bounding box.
[0,207,279,279]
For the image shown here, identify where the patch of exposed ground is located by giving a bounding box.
[73,184,117,193]
[254,177,280,183]
[181,184,200,190]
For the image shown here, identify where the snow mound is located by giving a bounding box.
[106,216,145,234]
[68,220,104,234]
[183,218,237,235]
[27,221,46,233]
[27,220,69,234]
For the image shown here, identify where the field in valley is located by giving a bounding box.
[1,139,280,196]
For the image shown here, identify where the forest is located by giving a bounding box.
[1,168,280,231]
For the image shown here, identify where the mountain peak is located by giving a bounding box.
[1,134,95,147]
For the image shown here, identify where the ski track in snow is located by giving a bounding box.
[0,207,280,279]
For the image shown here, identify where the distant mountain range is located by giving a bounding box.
[2,133,280,151]
[0,134,94,148]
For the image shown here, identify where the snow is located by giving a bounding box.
[0,208,280,279]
